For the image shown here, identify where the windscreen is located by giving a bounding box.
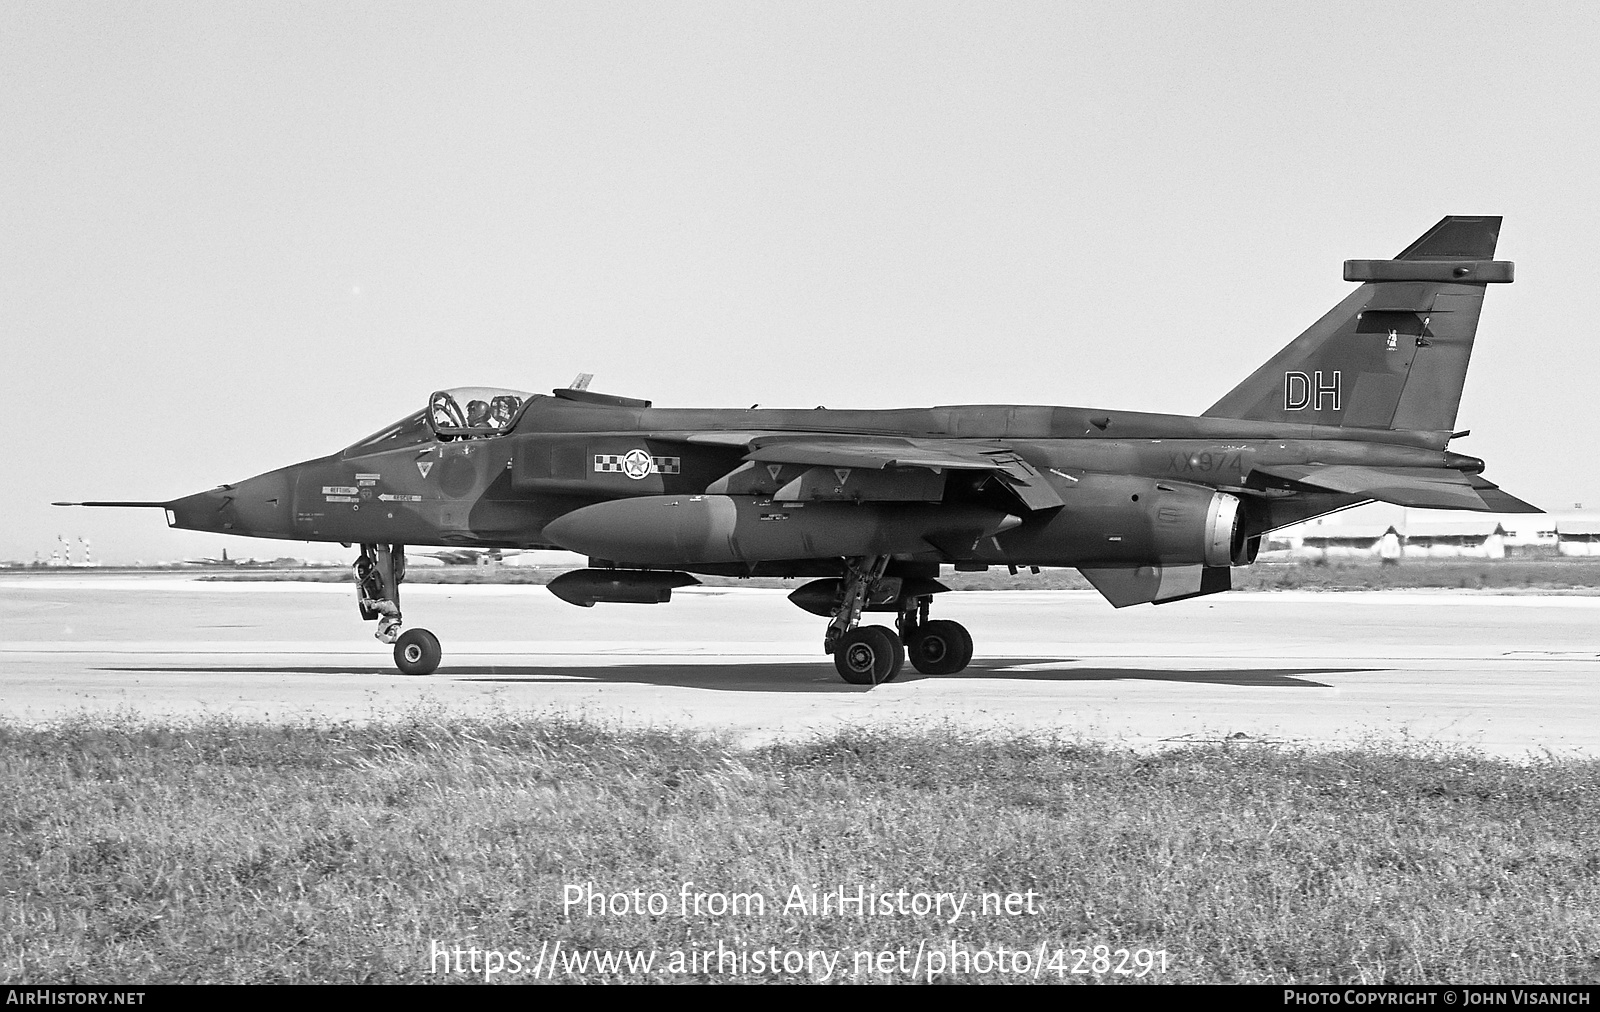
[429,387,534,438]
[345,409,431,454]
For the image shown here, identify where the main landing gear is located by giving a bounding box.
[355,543,441,675]
[824,556,974,685]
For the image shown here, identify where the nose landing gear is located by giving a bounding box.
[355,543,442,675]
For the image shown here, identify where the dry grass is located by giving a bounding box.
[4,714,1599,983]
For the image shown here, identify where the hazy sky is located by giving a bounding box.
[5,2,1598,563]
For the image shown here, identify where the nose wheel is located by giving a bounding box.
[394,628,442,676]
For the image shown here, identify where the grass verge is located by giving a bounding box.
[4,714,1598,983]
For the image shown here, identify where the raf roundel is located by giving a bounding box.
[593,451,680,478]
[622,448,654,480]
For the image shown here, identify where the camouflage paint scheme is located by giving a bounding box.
[64,217,1536,678]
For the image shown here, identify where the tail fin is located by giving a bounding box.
[1204,216,1512,435]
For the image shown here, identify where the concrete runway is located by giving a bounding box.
[4,575,1599,758]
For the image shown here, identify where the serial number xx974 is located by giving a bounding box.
[1166,451,1246,476]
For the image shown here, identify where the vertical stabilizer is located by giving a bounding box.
[1204,217,1511,435]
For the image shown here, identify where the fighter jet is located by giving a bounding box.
[60,216,1536,682]
[413,548,519,566]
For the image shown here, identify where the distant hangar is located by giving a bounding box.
[1266,511,1600,561]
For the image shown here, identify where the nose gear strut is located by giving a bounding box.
[354,543,442,675]
[355,543,406,643]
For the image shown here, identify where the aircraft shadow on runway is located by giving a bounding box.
[96,659,1361,691]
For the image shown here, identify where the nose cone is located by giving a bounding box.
[167,469,293,538]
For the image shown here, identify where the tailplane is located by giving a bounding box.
[1204,216,1512,436]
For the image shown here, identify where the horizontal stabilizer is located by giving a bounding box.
[1254,464,1490,511]
[52,501,170,508]
[1079,564,1231,608]
[1474,488,1542,514]
[1466,475,1543,514]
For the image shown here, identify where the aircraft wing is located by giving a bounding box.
[650,432,1065,510]
[1253,463,1503,511]
[743,437,1065,510]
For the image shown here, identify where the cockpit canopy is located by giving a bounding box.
[344,386,536,455]
[428,387,534,438]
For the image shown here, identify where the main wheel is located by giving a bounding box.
[833,626,904,685]
[394,628,442,675]
[908,620,973,675]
